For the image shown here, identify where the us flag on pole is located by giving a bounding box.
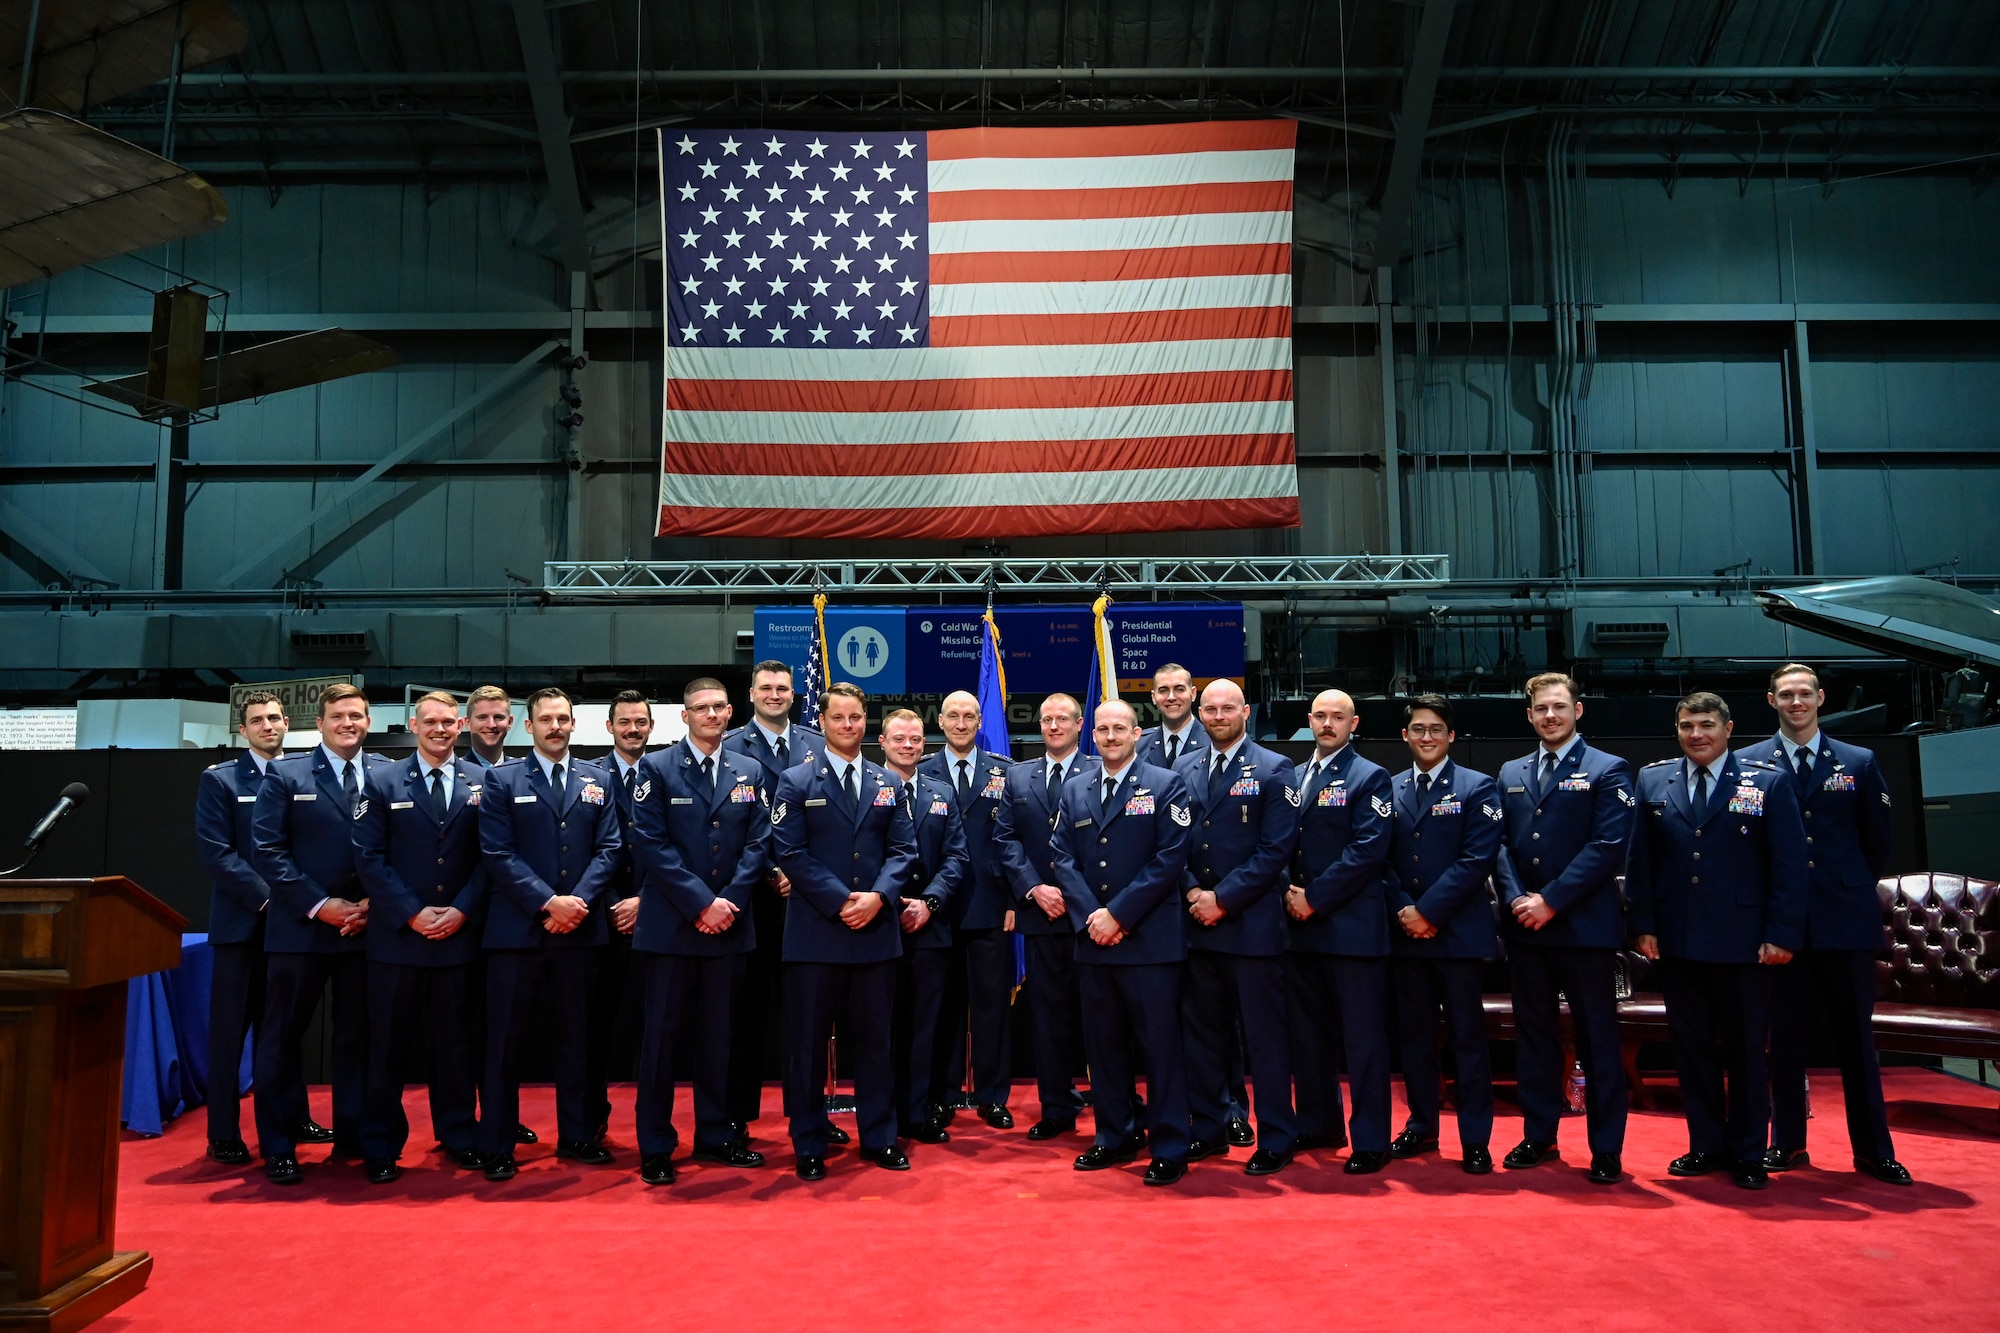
[656,121,1299,540]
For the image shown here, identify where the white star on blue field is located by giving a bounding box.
[664,131,931,348]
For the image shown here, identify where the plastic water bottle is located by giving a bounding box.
[1565,1058,1587,1114]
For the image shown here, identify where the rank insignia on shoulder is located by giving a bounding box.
[772,802,787,824]
[1879,791,1892,806]
[1370,796,1394,818]
[1167,803,1189,826]
[1616,788,1636,806]
[1481,803,1502,821]
[352,799,369,820]
[1283,785,1300,807]
[633,779,652,802]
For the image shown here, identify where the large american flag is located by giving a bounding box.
[656,121,1299,540]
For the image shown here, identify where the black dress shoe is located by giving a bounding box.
[448,1147,488,1170]
[1245,1149,1294,1176]
[263,1154,304,1186]
[1503,1139,1559,1170]
[690,1143,767,1168]
[978,1104,1014,1130]
[296,1119,335,1145]
[860,1145,911,1171]
[1462,1146,1494,1175]
[795,1155,827,1181]
[1344,1150,1390,1175]
[1730,1159,1769,1190]
[514,1122,538,1145]
[903,1119,950,1145]
[640,1154,676,1186]
[207,1138,251,1166]
[483,1154,518,1182]
[1763,1147,1810,1171]
[1389,1128,1438,1159]
[1026,1119,1077,1141]
[1074,1143,1140,1171]
[1143,1158,1188,1186]
[1185,1138,1229,1162]
[365,1159,402,1185]
[1587,1153,1623,1184]
[554,1139,614,1166]
[1294,1131,1348,1153]
[1855,1156,1914,1185]
[1668,1151,1725,1177]
[826,1124,851,1146]
[726,1120,750,1148]
[1226,1118,1256,1147]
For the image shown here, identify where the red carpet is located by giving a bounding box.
[103,1069,2000,1330]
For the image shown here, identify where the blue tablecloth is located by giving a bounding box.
[122,933,253,1137]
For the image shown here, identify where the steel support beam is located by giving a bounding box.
[1369,0,1459,270]
[1789,320,1827,575]
[165,66,2000,90]
[16,303,2000,338]
[511,0,592,275]
[151,415,189,590]
[1375,273,1403,555]
[544,555,1453,598]
[0,495,118,588]
[216,340,559,589]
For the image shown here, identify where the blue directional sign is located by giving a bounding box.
[754,606,908,693]
[756,604,1242,699]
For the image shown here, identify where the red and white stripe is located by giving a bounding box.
[658,120,1299,540]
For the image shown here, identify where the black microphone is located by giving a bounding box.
[24,782,89,850]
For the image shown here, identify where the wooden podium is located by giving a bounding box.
[0,878,184,1330]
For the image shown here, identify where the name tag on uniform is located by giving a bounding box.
[805,798,827,807]
[670,797,695,805]
[237,794,257,803]
[1506,785,1526,794]
[390,800,414,810]
[292,793,316,801]
[514,794,537,804]
[1073,816,1093,827]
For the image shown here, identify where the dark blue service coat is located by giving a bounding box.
[351,754,489,967]
[1492,739,1636,951]
[477,756,624,951]
[627,740,769,957]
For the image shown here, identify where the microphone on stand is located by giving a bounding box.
[25,782,90,851]
[1,782,90,876]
